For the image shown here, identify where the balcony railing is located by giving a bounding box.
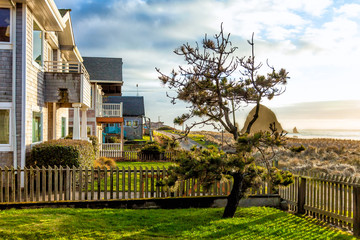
[96,103,123,117]
[44,61,90,80]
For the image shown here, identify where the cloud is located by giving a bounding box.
[53,0,360,129]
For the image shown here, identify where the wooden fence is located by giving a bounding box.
[280,172,360,236]
[99,144,174,161]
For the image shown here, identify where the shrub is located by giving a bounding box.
[88,135,99,156]
[140,143,163,154]
[157,126,176,131]
[29,139,95,168]
[290,145,306,153]
[94,157,116,169]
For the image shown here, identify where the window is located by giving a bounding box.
[0,8,10,43]
[61,117,66,138]
[33,21,43,66]
[126,120,132,126]
[87,126,92,135]
[0,109,10,144]
[32,111,42,143]
[133,120,139,127]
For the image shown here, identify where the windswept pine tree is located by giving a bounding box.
[156,25,293,218]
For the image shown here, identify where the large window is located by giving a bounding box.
[0,8,10,42]
[32,111,42,143]
[0,109,10,144]
[33,21,43,66]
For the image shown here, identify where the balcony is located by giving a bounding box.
[44,61,91,108]
[96,103,123,123]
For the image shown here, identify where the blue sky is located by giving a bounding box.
[54,0,360,130]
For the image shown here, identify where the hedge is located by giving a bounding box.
[29,139,95,168]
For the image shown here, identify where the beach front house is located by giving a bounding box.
[103,96,145,140]
[0,0,95,168]
[68,57,125,149]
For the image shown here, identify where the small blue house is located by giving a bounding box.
[103,96,145,141]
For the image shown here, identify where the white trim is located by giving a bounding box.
[21,3,27,170]
[11,5,17,168]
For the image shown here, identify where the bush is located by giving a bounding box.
[94,157,116,169]
[140,143,163,154]
[88,135,99,156]
[290,145,306,153]
[140,143,163,160]
[29,139,95,168]
[157,126,176,131]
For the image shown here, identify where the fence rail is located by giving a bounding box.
[280,172,360,236]
[99,145,174,161]
[0,166,274,204]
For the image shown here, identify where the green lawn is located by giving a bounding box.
[116,161,174,169]
[88,162,175,192]
[0,207,355,239]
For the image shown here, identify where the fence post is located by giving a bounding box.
[297,176,306,214]
[353,185,360,237]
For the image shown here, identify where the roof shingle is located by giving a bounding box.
[83,57,123,82]
[104,96,145,116]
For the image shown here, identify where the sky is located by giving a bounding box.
[54,0,360,131]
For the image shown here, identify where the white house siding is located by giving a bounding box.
[0,50,12,102]
[24,7,49,154]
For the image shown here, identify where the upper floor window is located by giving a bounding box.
[0,8,10,43]
[33,21,43,66]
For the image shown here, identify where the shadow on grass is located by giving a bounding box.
[0,207,356,239]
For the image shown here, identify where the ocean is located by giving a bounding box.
[286,129,360,140]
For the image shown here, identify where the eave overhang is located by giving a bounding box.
[26,0,65,31]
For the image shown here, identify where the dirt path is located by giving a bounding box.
[157,131,203,151]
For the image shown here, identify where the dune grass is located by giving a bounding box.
[0,207,355,239]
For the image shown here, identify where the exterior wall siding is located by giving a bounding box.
[0,50,12,102]
[0,152,13,167]
[44,73,81,103]
[25,7,48,154]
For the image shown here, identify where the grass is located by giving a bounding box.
[0,207,355,239]
[89,162,175,191]
[116,161,174,169]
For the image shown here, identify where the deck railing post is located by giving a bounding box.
[353,185,360,237]
[297,176,306,214]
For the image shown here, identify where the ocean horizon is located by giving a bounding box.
[285,129,360,140]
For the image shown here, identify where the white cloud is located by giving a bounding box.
[53,0,360,129]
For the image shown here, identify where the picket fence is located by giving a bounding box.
[280,172,360,236]
[0,166,241,203]
[99,144,174,161]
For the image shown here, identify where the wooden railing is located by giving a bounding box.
[96,103,123,117]
[280,172,360,236]
[44,61,90,80]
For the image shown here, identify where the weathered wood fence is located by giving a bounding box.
[280,172,360,236]
[99,144,174,161]
[0,166,236,203]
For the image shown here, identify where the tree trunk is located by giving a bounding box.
[222,172,245,218]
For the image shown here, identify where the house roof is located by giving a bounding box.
[82,57,123,83]
[104,96,145,116]
[58,9,71,17]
